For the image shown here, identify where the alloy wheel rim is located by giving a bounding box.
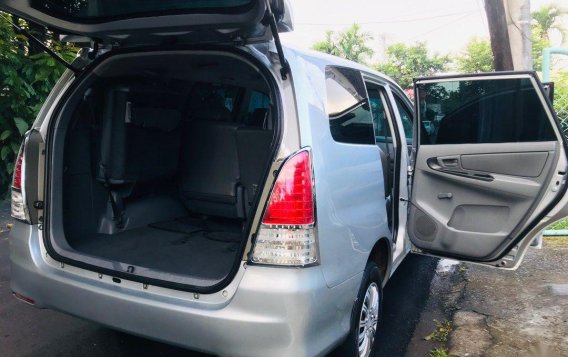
[358,282,379,357]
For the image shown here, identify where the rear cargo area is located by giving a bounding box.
[50,51,276,289]
[74,217,243,281]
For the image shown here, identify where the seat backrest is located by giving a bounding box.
[97,85,182,186]
[248,108,268,127]
[236,127,273,210]
[178,119,243,218]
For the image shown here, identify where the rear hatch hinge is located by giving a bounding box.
[0,13,80,75]
[264,1,289,80]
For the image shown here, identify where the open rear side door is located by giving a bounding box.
[407,72,568,269]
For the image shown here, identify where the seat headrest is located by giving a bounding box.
[189,92,233,122]
[130,107,181,132]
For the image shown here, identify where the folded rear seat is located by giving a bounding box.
[178,108,245,219]
[96,84,183,228]
[236,108,273,215]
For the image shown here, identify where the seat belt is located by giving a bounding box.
[86,90,125,229]
[100,165,125,229]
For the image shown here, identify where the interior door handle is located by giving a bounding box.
[438,157,459,168]
[427,157,494,182]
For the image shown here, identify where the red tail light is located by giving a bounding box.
[12,147,24,190]
[262,150,314,225]
[11,142,29,222]
[13,292,35,305]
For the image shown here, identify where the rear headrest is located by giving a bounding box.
[130,107,181,132]
[192,105,232,122]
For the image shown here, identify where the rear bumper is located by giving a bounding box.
[9,222,361,357]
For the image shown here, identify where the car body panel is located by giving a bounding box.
[9,220,360,357]
[285,47,404,288]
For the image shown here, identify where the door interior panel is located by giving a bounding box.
[460,151,548,177]
[408,141,557,260]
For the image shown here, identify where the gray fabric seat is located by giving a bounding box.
[178,119,244,219]
[236,126,273,214]
[97,85,182,188]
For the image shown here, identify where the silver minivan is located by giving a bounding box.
[4,1,568,356]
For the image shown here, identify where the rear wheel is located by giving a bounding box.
[341,261,383,357]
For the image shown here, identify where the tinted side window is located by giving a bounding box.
[247,91,270,114]
[417,78,555,145]
[326,67,375,145]
[190,83,241,115]
[245,90,271,126]
[393,94,413,140]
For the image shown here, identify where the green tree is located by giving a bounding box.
[531,3,567,43]
[455,38,494,73]
[531,4,567,71]
[375,42,450,89]
[0,14,77,197]
[312,24,374,64]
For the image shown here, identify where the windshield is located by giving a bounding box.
[32,0,254,22]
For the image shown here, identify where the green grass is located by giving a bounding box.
[424,320,452,342]
[429,348,454,357]
[548,218,568,230]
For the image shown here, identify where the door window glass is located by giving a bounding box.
[393,95,413,141]
[417,77,555,145]
[369,96,391,140]
[326,66,375,145]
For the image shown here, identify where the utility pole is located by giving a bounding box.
[484,0,514,71]
[505,0,533,70]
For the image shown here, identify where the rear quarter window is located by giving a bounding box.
[325,66,375,145]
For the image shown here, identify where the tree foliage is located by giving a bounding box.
[531,4,567,71]
[531,3,567,44]
[375,42,450,89]
[0,13,77,197]
[455,38,494,73]
[312,24,374,64]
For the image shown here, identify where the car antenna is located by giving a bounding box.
[0,13,79,74]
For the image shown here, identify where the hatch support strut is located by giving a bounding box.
[264,0,290,80]
[0,13,79,74]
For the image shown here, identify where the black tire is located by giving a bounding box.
[339,261,383,357]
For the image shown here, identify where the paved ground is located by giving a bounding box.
[0,201,438,357]
[448,238,568,357]
[406,239,568,357]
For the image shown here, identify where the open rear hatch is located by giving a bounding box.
[0,0,293,47]
[0,0,291,292]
